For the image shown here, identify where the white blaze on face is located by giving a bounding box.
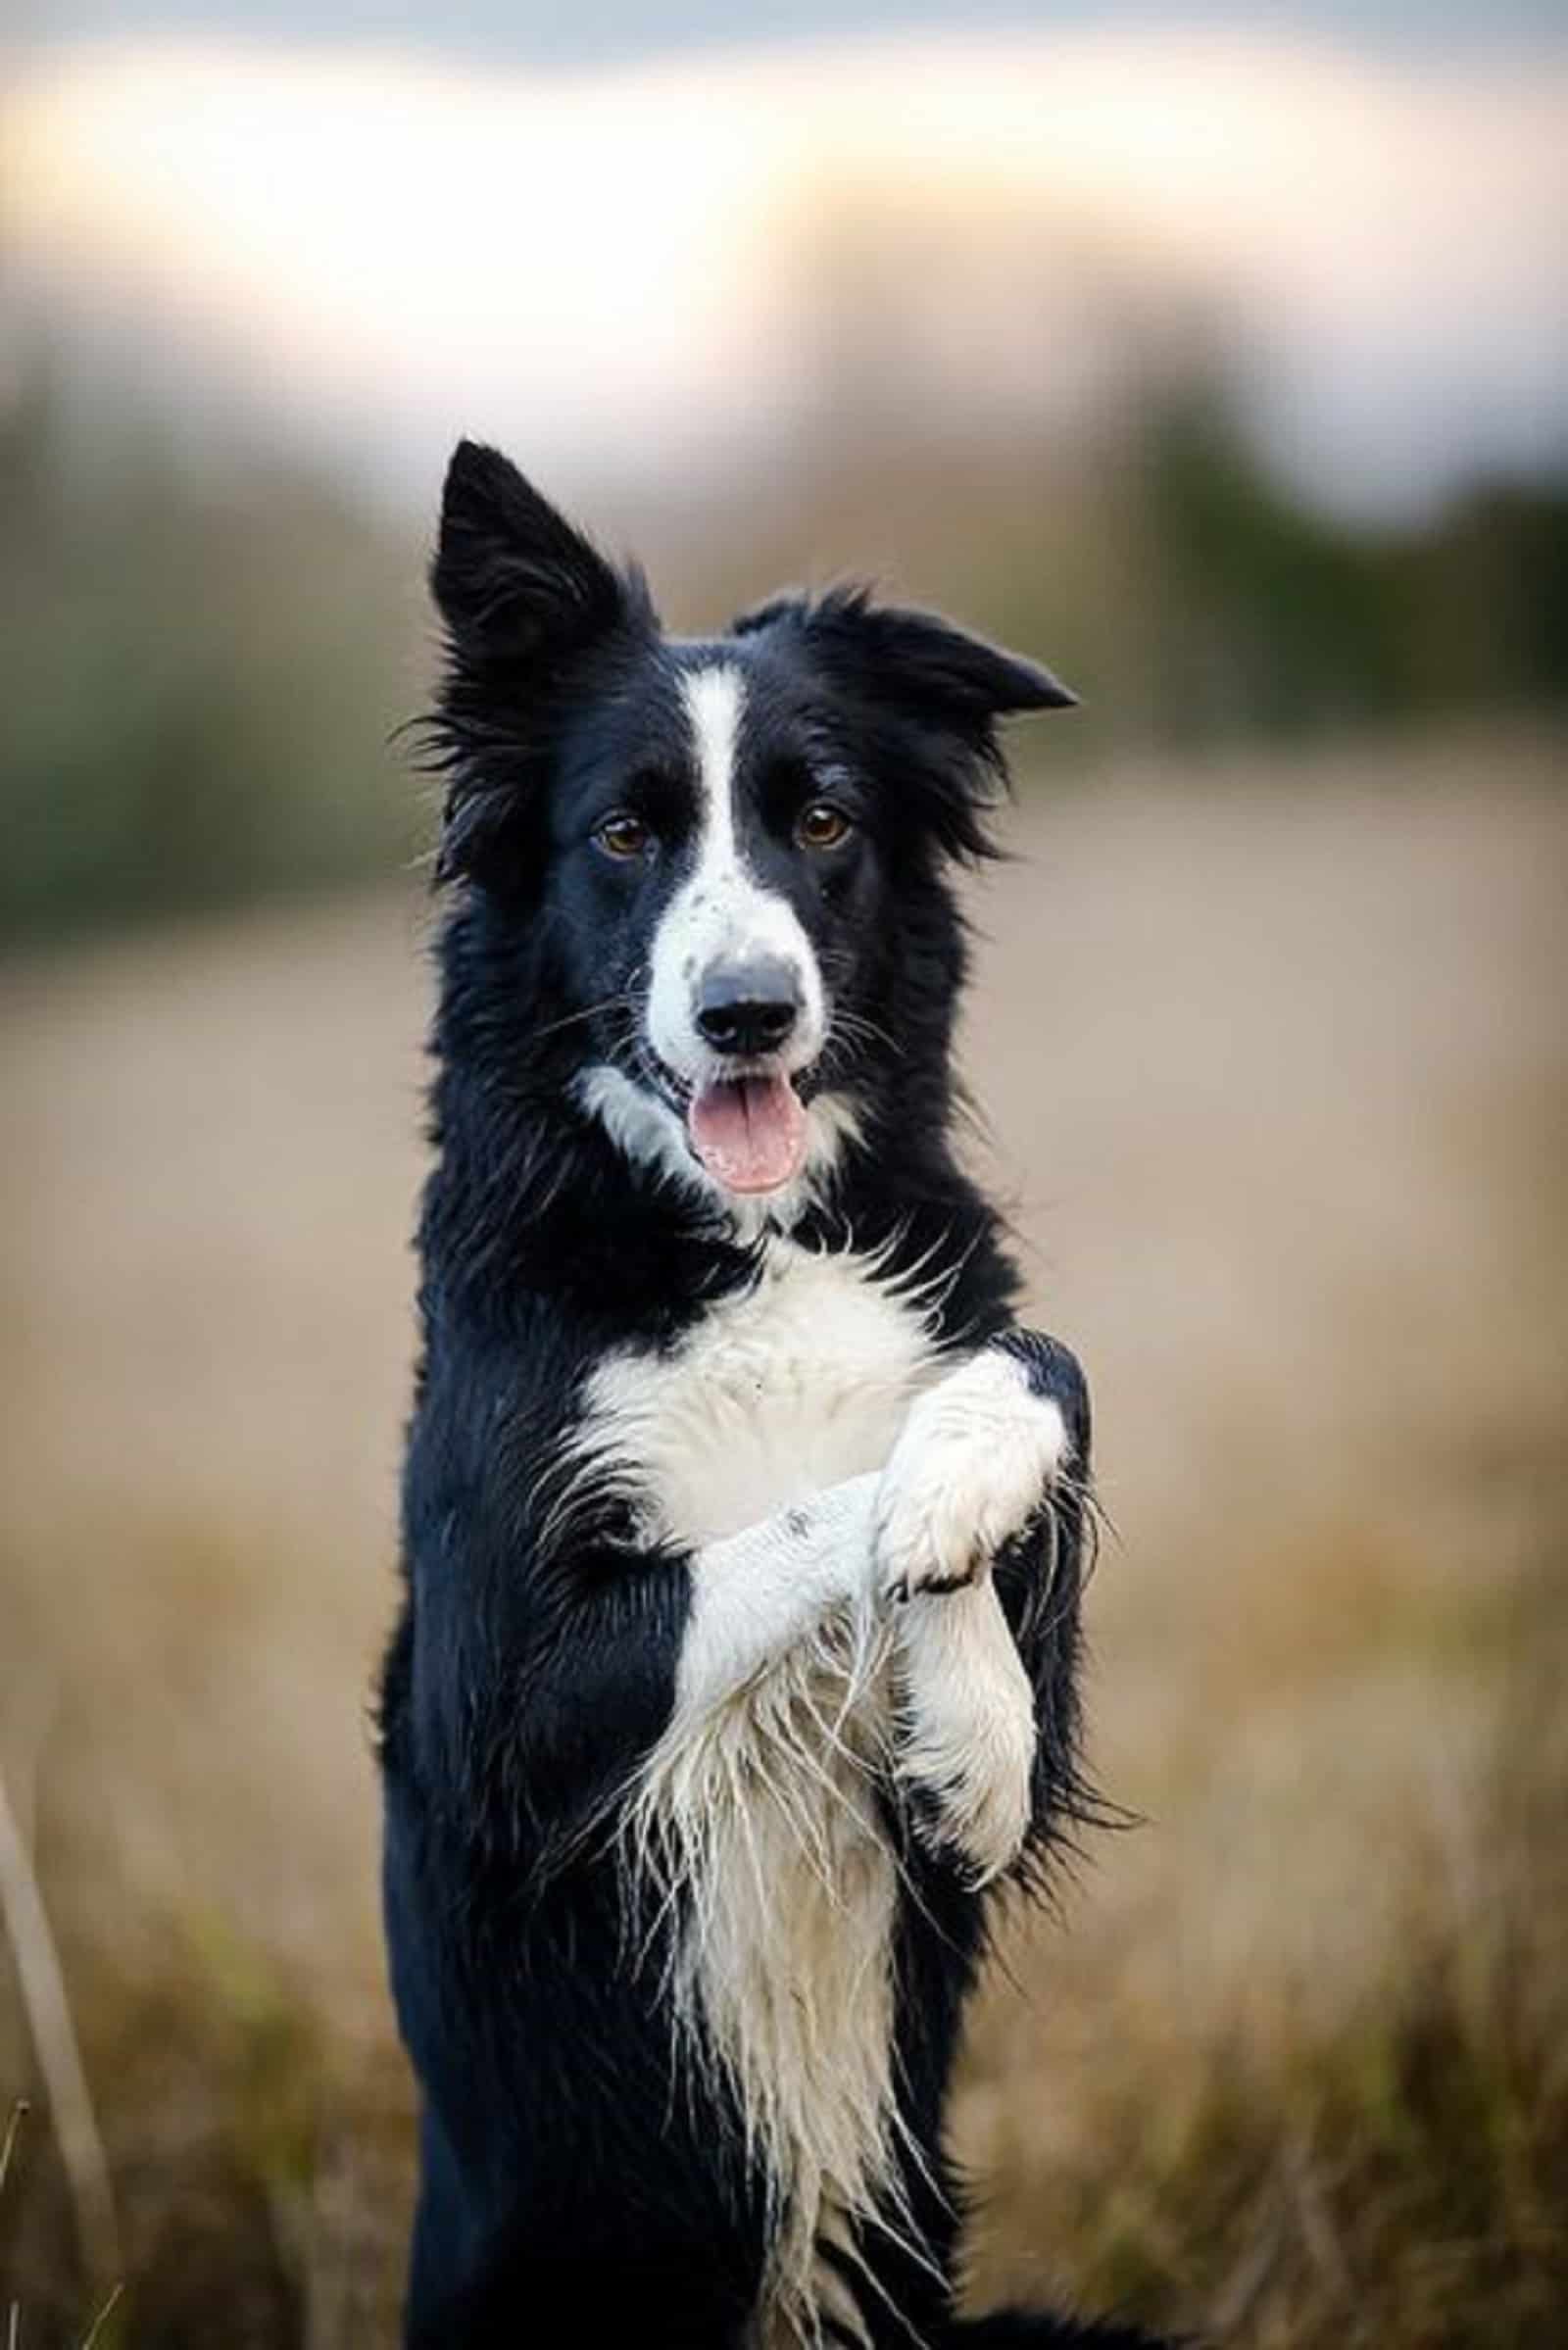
[645,663,826,1196]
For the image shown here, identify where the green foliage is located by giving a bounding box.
[0,363,418,948]
[1128,378,1568,748]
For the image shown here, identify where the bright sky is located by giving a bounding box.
[18,0,1567,69]
[5,24,1565,520]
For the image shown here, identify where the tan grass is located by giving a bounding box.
[1,727,1564,2343]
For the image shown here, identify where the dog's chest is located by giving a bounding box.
[581,1240,938,1546]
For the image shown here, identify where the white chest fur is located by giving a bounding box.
[574,1242,946,2346]
[577,1238,942,1547]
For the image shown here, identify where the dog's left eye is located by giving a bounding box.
[795,802,853,852]
[593,812,655,861]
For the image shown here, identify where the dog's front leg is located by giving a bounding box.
[882,1334,1089,1885]
[892,1583,1038,1885]
[671,1472,881,1718]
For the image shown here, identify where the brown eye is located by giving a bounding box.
[795,801,852,852]
[593,812,654,861]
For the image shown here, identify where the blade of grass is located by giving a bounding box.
[78,2281,123,2350]
[0,2102,28,2202]
[0,1764,120,2281]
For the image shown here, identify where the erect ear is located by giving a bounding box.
[424,446,655,890]
[734,586,1074,861]
[431,439,650,663]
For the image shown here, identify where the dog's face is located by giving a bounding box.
[428,442,1071,1209]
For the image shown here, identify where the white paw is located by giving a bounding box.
[895,1584,1037,1885]
[875,1350,1066,1606]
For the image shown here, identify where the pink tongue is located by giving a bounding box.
[688,1075,808,1194]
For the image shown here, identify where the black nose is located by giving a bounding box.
[695,961,802,1055]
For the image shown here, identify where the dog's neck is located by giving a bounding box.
[422,1046,997,1340]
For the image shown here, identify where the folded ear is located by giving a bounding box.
[734,586,1074,862]
[792,590,1075,730]
[432,439,650,662]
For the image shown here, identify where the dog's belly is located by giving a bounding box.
[577,1237,941,1545]
[581,1241,944,2345]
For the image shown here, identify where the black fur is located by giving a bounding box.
[378,444,1172,2347]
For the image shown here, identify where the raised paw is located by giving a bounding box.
[894,1582,1039,1884]
[875,1346,1068,1607]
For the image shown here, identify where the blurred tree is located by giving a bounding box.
[1129,373,1568,749]
[0,351,420,946]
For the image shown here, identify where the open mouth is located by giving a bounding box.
[640,1053,808,1196]
[688,1071,808,1195]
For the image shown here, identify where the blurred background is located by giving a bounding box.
[1,3,1564,2343]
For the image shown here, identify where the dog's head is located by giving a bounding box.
[426,441,1072,1214]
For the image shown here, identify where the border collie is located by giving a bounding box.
[379,444,1166,2349]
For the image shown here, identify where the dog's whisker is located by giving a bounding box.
[523,990,641,1046]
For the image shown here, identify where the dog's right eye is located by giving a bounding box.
[592,812,655,862]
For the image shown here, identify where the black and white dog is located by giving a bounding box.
[379,444,1161,2349]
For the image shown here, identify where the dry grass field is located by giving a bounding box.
[1,729,1564,2346]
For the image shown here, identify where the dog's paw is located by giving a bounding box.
[895,1584,1038,1885]
[875,1348,1067,1607]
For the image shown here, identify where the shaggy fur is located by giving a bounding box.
[378,442,1170,2349]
